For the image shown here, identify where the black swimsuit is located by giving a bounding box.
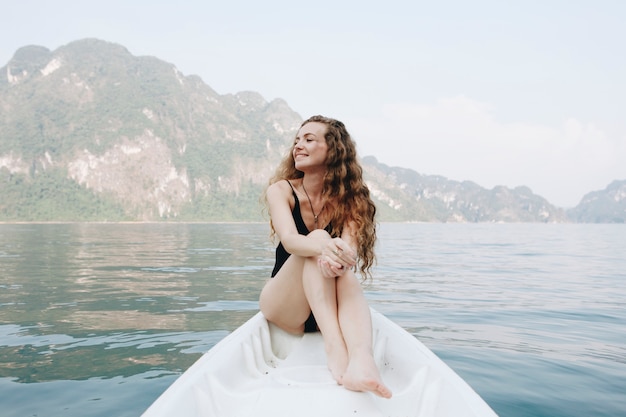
[270,180,332,332]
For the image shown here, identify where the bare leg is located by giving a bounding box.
[301,256,348,383]
[260,229,391,397]
[336,272,393,398]
[259,255,311,334]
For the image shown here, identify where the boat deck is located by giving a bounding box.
[142,310,498,417]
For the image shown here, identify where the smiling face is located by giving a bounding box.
[292,121,329,172]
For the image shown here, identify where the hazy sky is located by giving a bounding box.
[2,0,625,207]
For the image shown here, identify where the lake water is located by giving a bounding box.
[0,223,625,417]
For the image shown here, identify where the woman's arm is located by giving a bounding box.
[318,221,359,278]
[267,180,325,257]
[268,180,358,275]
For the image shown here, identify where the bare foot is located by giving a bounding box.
[324,339,349,384]
[341,350,392,398]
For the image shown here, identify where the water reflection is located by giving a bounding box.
[0,223,273,383]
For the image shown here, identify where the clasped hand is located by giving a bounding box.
[318,238,357,278]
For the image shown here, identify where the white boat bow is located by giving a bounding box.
[142,309,498,417]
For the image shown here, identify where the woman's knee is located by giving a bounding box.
[308,228,331,240]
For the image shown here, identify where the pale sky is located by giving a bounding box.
[2,0,625,207]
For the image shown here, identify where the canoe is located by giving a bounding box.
[142,309,498,417]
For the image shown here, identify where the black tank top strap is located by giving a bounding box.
[286,180,310,235]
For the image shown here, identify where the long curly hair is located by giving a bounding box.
[267,115,377,280]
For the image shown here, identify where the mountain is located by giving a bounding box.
[0,38,608,223]
[567,180,626,223]
[1,39,299,221]
[362,157,566,222]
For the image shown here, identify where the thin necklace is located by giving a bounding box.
[301,182,323,229]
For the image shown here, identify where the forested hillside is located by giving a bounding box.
[1,39,621,222]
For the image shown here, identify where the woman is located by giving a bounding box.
[259,115,392,399]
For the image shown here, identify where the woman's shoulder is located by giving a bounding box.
[267,179,298,200]
[269,179,299,192]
